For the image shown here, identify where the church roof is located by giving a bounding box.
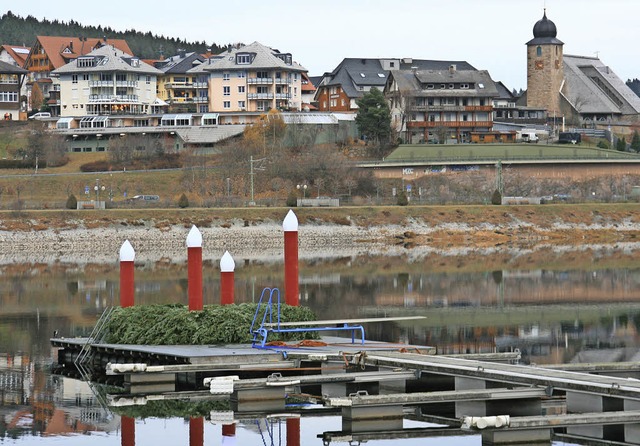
[527,10,563,46]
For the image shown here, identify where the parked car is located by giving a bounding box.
[28,112,51,120]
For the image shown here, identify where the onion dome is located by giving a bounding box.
[533,10,557,39]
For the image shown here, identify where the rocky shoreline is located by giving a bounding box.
[2,211,640,265]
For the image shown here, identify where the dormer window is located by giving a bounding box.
[130,58,140,67]
[236,53,252,64]
[77,57,95,68]
[427,84,434,90]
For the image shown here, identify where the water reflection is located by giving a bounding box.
[3,251,640,444]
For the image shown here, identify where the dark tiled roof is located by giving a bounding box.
[0,59,28,74]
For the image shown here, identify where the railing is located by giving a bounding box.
[465,105,493,112]
[89,80,114,87]
[0,78,19,84]
[115,81,138,87]
[248,93,274,100]
[275,93,290,100]
[412,105,465,112]
[247,77,273,84]
[408,120,493,128]
[165,82,193,89]
[89,94,139,102]
[274,78,291,85]
[193,82,208,88]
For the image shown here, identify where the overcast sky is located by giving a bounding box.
[5,0,639,90]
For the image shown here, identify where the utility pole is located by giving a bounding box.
[249,155,255,206]
[496,160,504,196]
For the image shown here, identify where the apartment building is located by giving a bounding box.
[155,50,207,112]
[190,41,306,113]
[24,36,133,114]
[385,63,499,144]
[51,45,162,118]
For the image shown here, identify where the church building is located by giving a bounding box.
[525,10,640,127]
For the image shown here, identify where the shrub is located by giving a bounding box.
[178,193,189,208]
[65,194,77,210]
[286,190,298,207]
[396,190,409,206]
[491,189,502,205]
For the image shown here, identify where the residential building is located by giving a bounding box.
[24,36,133,114]
[0,44,30,67]
[526,10,640,126]
[300,72,317,110]
[154,50,206,112]
[51,45,162,118]
[0,60,28,120]
[385,63,499,144]
[190,41,306,113]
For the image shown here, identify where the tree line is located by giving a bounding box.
[0,10,226,59]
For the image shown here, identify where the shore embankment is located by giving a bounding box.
[0,204,639,266]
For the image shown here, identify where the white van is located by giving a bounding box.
[29,112,51,120]
[519,130,539,143]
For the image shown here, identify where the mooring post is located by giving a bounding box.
[121,416,135,446]
[189,417,204,446]
[286,418,300,446]
[220,251,235,305]
[187,225,203,311]
[119,240,135,308]
[222,424,236,443]
[283,210,299,306]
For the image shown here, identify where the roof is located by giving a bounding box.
[155,52,206,74]
[1,44,30,66]
[388,67,499,98]
[494,81,516,100]
[174,125,246,144]
[192,41,306,73]
[0,59,28,74]
[320,58,477,99]
[32,36,133,69]
[562,54,640,115]
[52,45,162,76]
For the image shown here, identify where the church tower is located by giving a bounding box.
[526,10,564,117]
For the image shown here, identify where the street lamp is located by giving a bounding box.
[296,184,307,198]
[94,179,105,206]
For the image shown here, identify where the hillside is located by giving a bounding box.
[0,10,226,59]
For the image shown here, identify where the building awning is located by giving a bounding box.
[57,117,74,125]
[202,113,219,120]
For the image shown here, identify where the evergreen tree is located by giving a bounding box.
[616,137,627,152]
[178,193,189,208]
[65,194,77,209]
[631,131,640,152]
[355,87,392,156]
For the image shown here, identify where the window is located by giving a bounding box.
[449,84,454,89]
[238,100,245,108]
[0,92,18,102]
[440,84,446,89]
[72,74,78,84]
[238,71,246,78]
[223,73,230,81]
[236,53,251,64]
[460,83,469,89]
[257,71,268,79]
[390,62,395,68]
[223,86,230,96]
[82,74,89,81]
[330,99,337,107]
[238,85,245,93]
[146,75,151,84]
[536,46,542,57]
[427,84,434,90]
[223,101,230,109]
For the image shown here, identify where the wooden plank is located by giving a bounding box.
[263,316,425,327]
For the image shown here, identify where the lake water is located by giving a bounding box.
[3,246,640,445]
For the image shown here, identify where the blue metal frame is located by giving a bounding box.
[250,287,366,349]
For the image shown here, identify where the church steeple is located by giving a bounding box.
[526,9,565,116]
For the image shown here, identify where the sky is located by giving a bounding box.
[4,0,639,91]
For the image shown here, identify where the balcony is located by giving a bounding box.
[411,105,465,112]
[248,93,274,100]
[408,120,493,128]
[165,82,193,89]
[0,78,19,84]
[275,93,291,100]
[89,80,114,87]
[193,97,208,103]
[247,77,273,84]
[274,78,291,85]
[464,105,493,112]
[89,94,140,103]
[193,82,208,88]
[116,81,138,88]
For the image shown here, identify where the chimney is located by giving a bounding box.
[69,41,73,52]
[449,64,457,75]
[178,48,186,58]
